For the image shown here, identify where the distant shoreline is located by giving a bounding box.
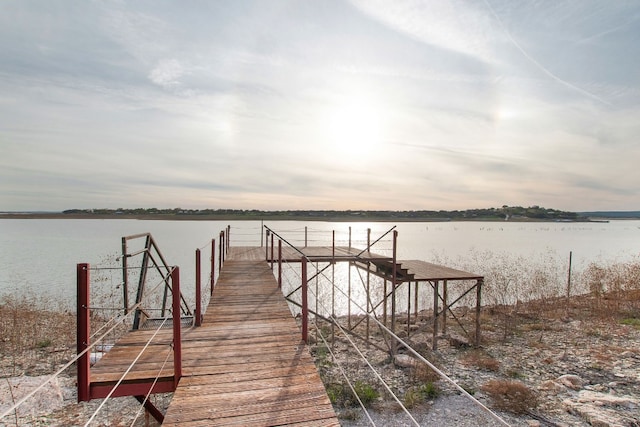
[0,212,614,222]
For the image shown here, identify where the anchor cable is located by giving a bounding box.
[83,317,170,426]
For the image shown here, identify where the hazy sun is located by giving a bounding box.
[323,97,385,166]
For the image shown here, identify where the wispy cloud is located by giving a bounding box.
[348,0,495,62]
[482,0,612,106]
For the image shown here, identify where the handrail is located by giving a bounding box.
[263,224,395,344]
[121,233,192,329]
[193,227,229,327]
[76,263,183,404]
[265,225,508,426]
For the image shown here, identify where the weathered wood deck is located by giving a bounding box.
[89,246,339,425]
[162,258,339,426]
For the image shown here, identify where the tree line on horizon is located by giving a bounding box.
[62,205,581,221]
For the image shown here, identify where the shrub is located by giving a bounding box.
[353,381,379,407]
[410,363,439,384]
[621,318,640,329]
[36,339,53,349]
[420,382,440,399]
[326,381,379,408]
[403,388,422,408]
[461,350,500,372]
[481,380,538,414]
[403,382,440,408]
[326,383,345,406]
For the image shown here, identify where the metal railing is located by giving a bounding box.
[121,233,191,329]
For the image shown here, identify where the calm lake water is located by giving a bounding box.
[1,218,639,310]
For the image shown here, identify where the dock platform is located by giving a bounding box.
[84,236,483,424]
[162,258,338,426]
[88,245,339,426]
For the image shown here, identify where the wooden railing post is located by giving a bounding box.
[172,267,182,388]
[301,257,308,343]
[211,239,215,296]
[195,249,202,327]
[77,263,90,402]
[265,229,270,261]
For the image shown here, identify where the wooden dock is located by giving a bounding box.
[88,246,338,425]
[162,257,338,426]
[85,238,483,424]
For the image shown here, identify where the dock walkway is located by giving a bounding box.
[86,242,483,424]
[162,248,339,426]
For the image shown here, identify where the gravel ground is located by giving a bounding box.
[338,394,523,426]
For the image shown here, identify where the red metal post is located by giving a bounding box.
[332,230,335,260]
[211,239,216,296]
[366,228,371,340]
[172,267,182,388]
[442,280,448,334]
[348,227,351,329]
[219,232,223,268]
[301,257,308,343]
[433,280,439,351]
[391,230,398,355]
[270,232,274,270]
[195,249,202,327]
[221,231,227,262]
[476,279,482,347]
[278,239,282,289]
[77,263,90,402]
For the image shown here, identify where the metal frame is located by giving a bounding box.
[266,225,484,354]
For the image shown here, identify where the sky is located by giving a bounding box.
[1,1,639,212]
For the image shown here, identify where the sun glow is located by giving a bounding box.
[322,96,385,166]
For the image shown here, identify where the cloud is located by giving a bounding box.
[348,0,495,62]
[481,0,612,106]
[148,59,186,89]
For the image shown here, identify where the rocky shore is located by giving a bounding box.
[1,296,639,426]
[316,298,640,426]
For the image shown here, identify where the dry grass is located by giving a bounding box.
[0,278,132,379]
[481,380,538,414]
[461,350,500,372]
[409,362,440,384]
[433,251,640,330]
[0,292,76,377]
